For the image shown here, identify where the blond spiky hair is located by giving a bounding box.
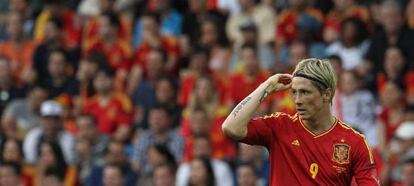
[292,58,338,102]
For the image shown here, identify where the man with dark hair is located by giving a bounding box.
[153,163,177,186]
[86,140,138,186]
[43,48,79,98]
[83,67,133,142]
[132,104,184,172]
[103,163,128,186]
[83,12,131,74]
[75,114,110,183]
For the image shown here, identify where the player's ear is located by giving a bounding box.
[323,88,333,102]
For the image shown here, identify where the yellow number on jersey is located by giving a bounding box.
[309,163,319,179]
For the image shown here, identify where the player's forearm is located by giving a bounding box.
[222,82,269,140]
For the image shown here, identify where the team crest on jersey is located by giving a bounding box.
[332,144,350,164]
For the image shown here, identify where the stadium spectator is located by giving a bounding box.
[137,144,176,185]
[83,67,133,142]
[400,158,414,186]
[332,70,377,146]
[0,0,33,40]
[83,12,132,91]
[74,52,105,115]
[33,17,80,82]
[238,143,269,185]
[33,0,81,49]
[129,48,170,128]
[132,11,179,77]
[0,11,35,85]
[232,18,276,70]
[0,56,25,116]
[85,140,138,186]
[365,0,414,76]
[183,0,227,47]
[178,47,227,107]
[0,161,24,186]
[181,107,237,161]
[380,122,414,185]
[102,163,128,186]
[152,163,177,186]
[325,17,369,71]
[186,156,216,186]
[23,100,76,164]
[228,44,270,115]
[0,138,23,164]
[377,80,406,154]
[275,0,322,49]
[324,0,369,43]
[75,114,109,184]
[131,104,184,171]
[405,104,414,121]
[27,141,78,185]
[133,0,183,45]
[153,77,182,128]
[237,162,260,186]
[186,76,228,118]
[2,84,48,139]
[226,0,275,47]
[42,49,79,98]
[176,134,234,186]
[82,0,132,44]
[377,47,414,103]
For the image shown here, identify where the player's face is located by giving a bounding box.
[291,77,325,120]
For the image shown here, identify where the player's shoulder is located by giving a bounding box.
[336,119,367,142]
[259,112,298,122]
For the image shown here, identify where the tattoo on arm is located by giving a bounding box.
[232,96,252,117]
[259,91,269,103]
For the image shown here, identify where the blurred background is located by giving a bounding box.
[0,0,413,185]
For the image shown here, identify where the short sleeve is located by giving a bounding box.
[352,137,380,186]
[240,112,285,148]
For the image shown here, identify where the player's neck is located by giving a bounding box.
[302,106,336,135]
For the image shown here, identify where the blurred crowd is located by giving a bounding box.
[0,0,413,185]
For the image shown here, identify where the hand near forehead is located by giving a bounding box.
[264,74,293,94]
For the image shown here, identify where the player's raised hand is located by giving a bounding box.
[264,73,292,94]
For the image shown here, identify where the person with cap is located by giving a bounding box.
[23,100,76,164]
[380,121,414,185]
[222,58,379,185]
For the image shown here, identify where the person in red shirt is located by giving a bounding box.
[0,12,35,86]
[83,13,132,92]
[83,67,133,142]
[228,44,270,115]
[128,11,179,95]
[222,58,380,185]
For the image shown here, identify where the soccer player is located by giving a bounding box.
[222,58,380,185]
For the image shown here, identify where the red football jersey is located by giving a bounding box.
[241,112,380,186]
[83,94,133,135]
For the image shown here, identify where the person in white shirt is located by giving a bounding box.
[23,100,76,164]
[176,134,234,186]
